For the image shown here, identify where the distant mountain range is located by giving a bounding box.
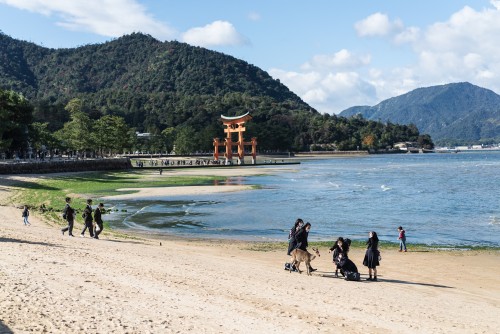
[339,82,500,145]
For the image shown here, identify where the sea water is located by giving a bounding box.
[104,151,500,247]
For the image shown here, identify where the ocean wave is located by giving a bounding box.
[489,216,500,225]
[381,185,391,191]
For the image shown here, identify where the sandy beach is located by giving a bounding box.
[1,170,499,333]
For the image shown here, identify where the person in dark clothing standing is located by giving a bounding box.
[294,222,316,272]
[287,218,304,255]
[363,231,380,281]
[80,199,94,238]
[93,203,104,239]
[61,197,75,236]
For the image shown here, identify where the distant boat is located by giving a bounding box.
[421,148,435,153]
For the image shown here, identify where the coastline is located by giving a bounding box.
[1,170,500,332]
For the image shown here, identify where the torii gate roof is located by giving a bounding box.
[220,112,252,123]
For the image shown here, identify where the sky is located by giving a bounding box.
[1,0,500,114]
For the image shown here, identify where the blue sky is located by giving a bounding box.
[1,0,499,113]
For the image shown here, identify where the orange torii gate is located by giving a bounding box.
[213,112,257,165]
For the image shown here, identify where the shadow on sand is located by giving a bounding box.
[103,239,146,245]
[318,272,453,289]
[0,320,14,334]
[0,237,62,248]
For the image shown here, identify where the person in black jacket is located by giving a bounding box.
[286,218,304,255]
[80,199,94,238]
[329,237,350,277]
[61,197,75,237]
[294,222,316,272]
[362,231,380,281]
[93,203,104,239]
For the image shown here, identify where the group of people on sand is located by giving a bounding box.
[287,219,317,272]
[287,218,388,281]
[60,197,105,239]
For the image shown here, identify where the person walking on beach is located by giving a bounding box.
[80,199,94,238]
[61,197,75,236]
[287,218,304,255]
[93,203,104,239]
[22,205,30,226]
[294,222,316,272]
[398,226,407,252]
[363,231,380,281]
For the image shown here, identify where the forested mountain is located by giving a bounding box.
[1,32,428,155]
[340,82,500,145]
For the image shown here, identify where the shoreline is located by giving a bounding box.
[1,171,500,333]
[2,169,499,249]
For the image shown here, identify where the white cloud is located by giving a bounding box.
[412,3,500,88]
[0,0,176,39]
[181,20,248,47]
[248,11,261,21]
[273,2,500,114]
[301,49,371,71]
[394,26,420,44]
[270,53,378,114]
[355,12,403,37]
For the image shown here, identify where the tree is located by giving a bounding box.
[93,115,132,156]
[362,134,376,149]
[0,89,33,157]
[161,127,176,154]
[30,122,58,158]
[417,134,434,149]
[58,98,94,157]
[174,126,197,154]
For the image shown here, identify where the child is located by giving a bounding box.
[22,205,30,226]
[398,226,407,252]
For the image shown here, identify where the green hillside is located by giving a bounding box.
[0,32,427,154]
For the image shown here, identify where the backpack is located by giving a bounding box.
[344,271,360,281]
[284,263,298,272]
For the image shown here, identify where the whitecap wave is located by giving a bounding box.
[489,216,500,225]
